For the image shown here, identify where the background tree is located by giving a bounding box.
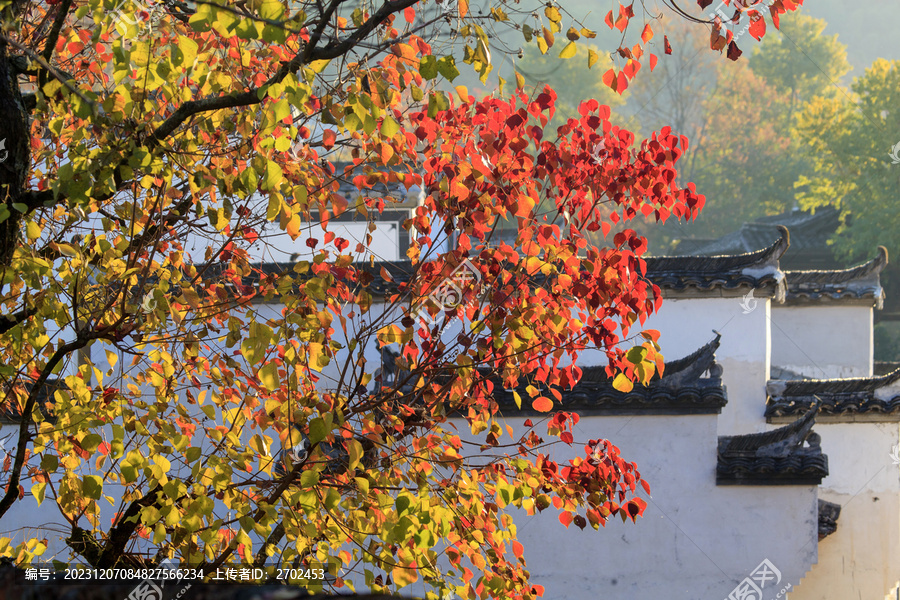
[749,12,852,121]
[794,58,900,261]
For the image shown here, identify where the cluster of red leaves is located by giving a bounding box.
[599,0,804,93]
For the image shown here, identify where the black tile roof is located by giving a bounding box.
[766,368,900,422]
[784,246,887,308]
[717,404,829,485]
[245,226,789,300]
[644,227,788,297]
[677,207,840,270]
[491,333,727,416]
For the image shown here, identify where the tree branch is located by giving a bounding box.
[0,305,37,335]
[0,328,116,519]
[40,0,75,66]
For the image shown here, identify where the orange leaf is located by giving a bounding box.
[641,23,653,43]
[559,512,573,528]
[458,0,468,18]
[604,10,614,29]
[404,6,415,22]
[512,540,524,559]
[649,53,658,71]
[532,396,553,412]
[602,68,616,90]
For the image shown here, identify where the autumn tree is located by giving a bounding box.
[0,0,800,597]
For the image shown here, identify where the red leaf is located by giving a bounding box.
[727,40,743,60]
[616,71,629,94]
[641,24,653,43]
[649,53,658,71]
[663,36,672,55]
[559,512,574,528]
[322,129,336,149]
[697,0,713,7]
[560,431,574,445]
[403,6,415,22]
[748,16,766,41]
[602,69,617,90]
[641,479,651,494]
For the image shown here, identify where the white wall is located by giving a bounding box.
[637,296,772,436]
[460,414,820,600]
[788,423,900,600]
[770,305,873,379]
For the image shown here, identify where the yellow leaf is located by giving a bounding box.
[259,362,280,392]
[588,49,599,68]
[308,342,330,372]
[392,561,419,588]
[105,350,118,370]
[377,324,412,346]
[454,85,469,101]
[346,439,363,470]
[536,36,548,55]
[515,71,525,89]
[26,221,41,242]
[559,41,577,59]
[613,373,634,393]
[286,215,302,240]
[182,287,201,309]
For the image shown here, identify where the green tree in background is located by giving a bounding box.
[749,12,852,121]
[795,58,900,261]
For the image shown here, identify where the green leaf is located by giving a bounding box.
[300,469,319,487]
[80,434,103,453]
[83,475,103,500]
[308,417,328,445]
[437,56,460,81]
[420,56,438,80]
[263,160,283,191]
